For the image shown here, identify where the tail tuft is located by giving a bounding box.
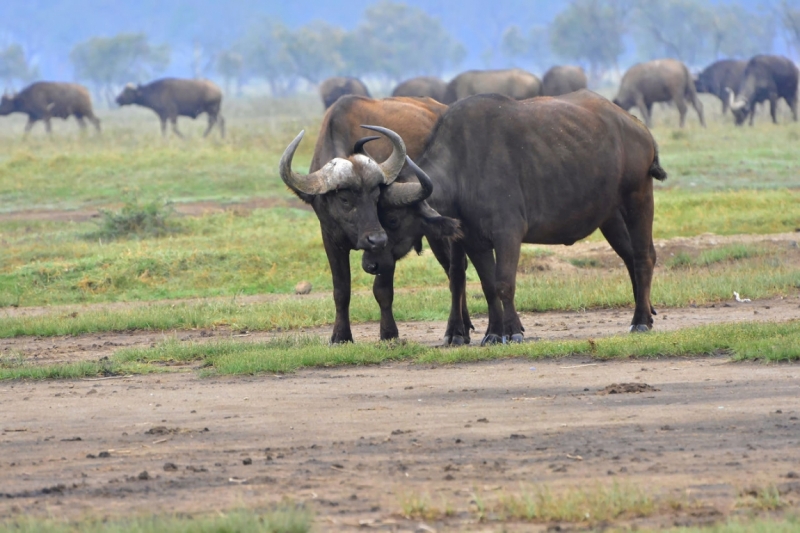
[649,145,668,181]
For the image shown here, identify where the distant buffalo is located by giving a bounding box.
[319,77,371,109]
[694,59,747,115]
[443,69,542,104]
[542,65,588,96]
[115,78,224,138]
[0,81,101,134]
[391,77,447,103]
[728,55,799,126]
[613,59,705,128]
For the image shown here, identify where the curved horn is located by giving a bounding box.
[381,156,433,207]
[360,125,406,184]
[353,136,380,155]
[726,88,746,111]
[279,130,355,195]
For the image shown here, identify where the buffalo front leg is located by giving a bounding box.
[465,246,505,346]
[372,263,399,341]
[428,237,473,344]
[443,241,470,346]
[493,236,524,343]
[636,95,652,127]
[159,116,168,137]
[769,94,779,124]
[600,211,657,322]
[323,237,354,344]
[203,113,217,137]
[44,116,53,134]
[691,94,706,127]
[170,117,184,138]
[622,190,657,332]
[23,117,36,135]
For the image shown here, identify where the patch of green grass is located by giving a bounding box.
[0,506,312,533]
[0,250,797,338]
[0,359,156,381]
[89,197,180,240]
[568,258,601,268]
[665,244,767,269]
[490,482,654,523]
[663,516,800,532]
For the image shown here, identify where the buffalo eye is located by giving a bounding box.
[386,216,400,229]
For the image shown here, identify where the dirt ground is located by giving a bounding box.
[3,356,800,531]
[1,227,800,530]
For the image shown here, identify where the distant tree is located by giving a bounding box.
[238,18,295,96]
[550,0,628,82]
[70,33,170,103]
[781,1,800,58]
[0,44,38,90]
[501,25,553,72]
[216,50,243,96]
[709,3,775,60]
[283,21,345,84]
[631,0,714,65]
[340,1,465,82]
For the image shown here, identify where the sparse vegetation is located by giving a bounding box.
[91,197,179,240]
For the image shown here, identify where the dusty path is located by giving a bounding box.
[1,294,798,367]
[2,358,800,531]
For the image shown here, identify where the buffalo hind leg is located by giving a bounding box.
[636,95,651,127]
[622,190,657,332]
[691,93,706,127]
[769,94,779,124]
[203,113,217,137]
[159,116,168,137]
[674,94,688,128]
[372,262,399,341]
[23,117,36,135]
[493,236,524,343]
[789,94,798,122]
[600,212,657,323]
[89,115,101,133]
[44,116,53,134]
[218,115,226,138]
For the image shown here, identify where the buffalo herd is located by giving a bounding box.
[1,55,797,345]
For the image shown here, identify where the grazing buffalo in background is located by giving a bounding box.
[728,55,799,126]
[391,76,448,103]
[694,59,747,115]
[280,96,459,343]
[613,59,705,128]
[542,65,588,96]
[443,68,542,104]
[115,78,224,138]
[0,82,101,134]
[364,91,666,345]
[318,77,371,109]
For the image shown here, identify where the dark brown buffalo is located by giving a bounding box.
[364,90,666,345]
[694,59,747,114]
[0,82,100,134]
[542,65,588,96]
[613,59,705,128]
[391,76,448,102]
[318,77,371,109]
[280,96,458,343]
[443,68,542,104]
[115,78,224,138]
[728,55,799,126]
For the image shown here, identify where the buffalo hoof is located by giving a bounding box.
[481,334,504,346]
[629,324,651,333]
[509,333,524,343]
[651,306,658,316]
[443,335,467,347]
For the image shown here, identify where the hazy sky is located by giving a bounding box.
[0,0,779,80]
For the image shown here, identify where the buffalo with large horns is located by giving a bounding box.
[0,82,101,134]
[727,55,799,126]
[362,90,667,345]
[613,59,705,128]
[280,96,459,343]
[694,59,747,115]
[115,78,224,138]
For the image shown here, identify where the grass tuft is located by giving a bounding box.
[90,197,180,240]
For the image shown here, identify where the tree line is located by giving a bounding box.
[2,0,800,97]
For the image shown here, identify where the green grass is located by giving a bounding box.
[0,506,312,533]
[665,244,768,269]
[663,516,800,533]
[0,248,796,338]
[4,320,794,380]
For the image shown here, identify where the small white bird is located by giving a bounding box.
[733,291,751,303]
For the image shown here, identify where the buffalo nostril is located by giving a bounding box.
[367,233,387,250]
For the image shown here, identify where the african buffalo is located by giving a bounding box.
[728,55,799,126]
[443,68,542,104]
[364,90,667,345]
[115,78,224,138]
[280,96,459,343]
[319,77,371,109]
[0,82,101,134]
[391,77,448,103]
[613,59,705,128]
[694,59,747,114]
[542,65,588,96]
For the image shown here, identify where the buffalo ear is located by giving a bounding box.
[423,215,462,241]
[413,238,423,255]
